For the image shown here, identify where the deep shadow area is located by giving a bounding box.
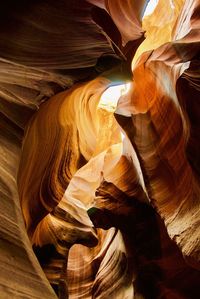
[88,181,200,299]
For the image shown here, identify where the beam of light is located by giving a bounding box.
[98,83,131,112]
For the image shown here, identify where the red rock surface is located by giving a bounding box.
[0,0,200,298]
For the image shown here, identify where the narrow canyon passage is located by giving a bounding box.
[0,0,200,298]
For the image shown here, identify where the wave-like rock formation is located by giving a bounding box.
[116,0,200,265]
[0,0,200,298]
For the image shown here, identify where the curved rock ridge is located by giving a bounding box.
[67,228,134,299]
[0,0,113,69]
[87,0,146,45]
[18,76,121,238]
[0,108,57,298]
[61,143,139,298]
[17,76,126,296]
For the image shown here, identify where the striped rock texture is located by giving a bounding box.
[0,0,200,298]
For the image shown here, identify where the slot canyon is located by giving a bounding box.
[0,0,200,298]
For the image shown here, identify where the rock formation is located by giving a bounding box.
[0,0,200,298]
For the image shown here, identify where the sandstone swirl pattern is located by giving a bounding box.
[0,0,200,299]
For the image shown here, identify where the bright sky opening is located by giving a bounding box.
[98,83,131,112]
[143,0,159,17]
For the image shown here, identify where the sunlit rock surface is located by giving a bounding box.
[0,0,200,298]
[116,0,200,265]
